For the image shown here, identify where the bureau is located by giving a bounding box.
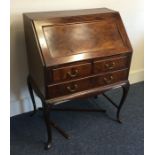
[23,8,132,150]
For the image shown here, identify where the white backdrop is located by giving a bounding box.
[10,0,144,116]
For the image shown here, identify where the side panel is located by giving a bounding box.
[23,15,46,97]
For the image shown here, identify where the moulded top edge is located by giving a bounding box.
[23,8,118,20]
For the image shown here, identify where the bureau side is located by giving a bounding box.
[23,15,46,97]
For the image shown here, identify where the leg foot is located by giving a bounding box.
[42,103,52,150]
[117,119,123,124]
[44,142,52,150]
[116,82,130,123]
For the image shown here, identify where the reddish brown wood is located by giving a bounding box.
[23,8,133,149]
[93,69,128,86]
[47,69,128,98]
[23,7,133,100]
[24,8,132,68]
[52,62,92,83]
[93,55,130,74]
[23,15,46,96]
[23,8,116,20]
[24,8,132,99]
[43,20,127,58]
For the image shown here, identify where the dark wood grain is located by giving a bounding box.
[23,15,46,96]
[52,62,92,83]
[93,55,130,73]
[43,20,126,58]
[24,9,132,67]
[24,8,115,19]
[24,8,133,149]
[24,8,132,100]
[47,69,128,98]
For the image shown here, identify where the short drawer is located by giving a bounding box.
[92,69,128,87]
[93,55,129,74]
[47,77,93,98]
[52,63,91,82]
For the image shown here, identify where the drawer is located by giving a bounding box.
[92,69,128,87]
[93,55,129,74]
[47,69,128,98]
[52,63,92,82]
[47,77,93,98]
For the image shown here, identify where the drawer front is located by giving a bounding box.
[92,69,128,87]
[52,63,91,82]
[47,69,128,98]
[93,55,129,74]
[47,77,93,98]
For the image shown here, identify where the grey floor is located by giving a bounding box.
[10,82,144,155]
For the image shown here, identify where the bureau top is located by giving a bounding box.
[24,8,132,67]
[23,8,116,20]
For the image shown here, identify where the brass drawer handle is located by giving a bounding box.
[67,69,79,78]
[104,75,114,84]
[105,62,116,69]
[67,84,78,92]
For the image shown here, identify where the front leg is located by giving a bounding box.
[42,102,52,150]
[27,76,37,116]
[117,82,130,123]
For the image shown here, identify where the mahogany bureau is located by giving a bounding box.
[23,8,133,149]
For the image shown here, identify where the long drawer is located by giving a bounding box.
[47,69,128,98]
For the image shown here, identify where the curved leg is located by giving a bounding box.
[42,102,52,150]
[117,82,130,123]
[27,76,37,116]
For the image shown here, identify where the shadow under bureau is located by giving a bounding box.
[23,8,133,150]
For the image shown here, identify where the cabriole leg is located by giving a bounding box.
[42,102,52,150]
[117,82,130,123]
[27,76,37,116]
